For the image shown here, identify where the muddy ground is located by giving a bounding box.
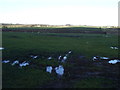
[35,55,120,88]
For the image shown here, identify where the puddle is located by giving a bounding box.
[46,66,52,73]
[2,60,10,63]
[11,60,19,66]
[108,60,120,64]
[55,65,64,76]
[0,47,4,50]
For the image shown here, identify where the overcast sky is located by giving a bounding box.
[0,0,119,26]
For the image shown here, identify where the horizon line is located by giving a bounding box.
[1,23,118,27]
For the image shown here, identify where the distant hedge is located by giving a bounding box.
[2,27,108,34]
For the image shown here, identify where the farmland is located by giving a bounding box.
[2,26,120,88]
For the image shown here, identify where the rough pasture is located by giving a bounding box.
[2,28,119,88]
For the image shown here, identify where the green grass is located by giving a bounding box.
[2,32,119,59]
[2,63,56,88]
[2,32,119,88]
[73,77,116,88]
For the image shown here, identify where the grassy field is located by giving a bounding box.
[2,31,119,88]
[3,32,118,58]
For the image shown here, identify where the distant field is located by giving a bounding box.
[2,26,105,33]
[2,32,118,59]
[2,30,119,88]
[2,26,119,35]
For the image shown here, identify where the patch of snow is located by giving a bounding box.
[48,57,52,60]
[30,55,38,59]
[68,50,72,54]
[19,61,29,67]
[0,47,4,50]
[2,60,10,63]
[110,47,114,49]
[63,56,67,60]
[61,56,67,62]
[58,55,62,60]
[114,47,118,49]
[46,66,52,73]
[117,60,120,62]
[108,60,120,64]
[100,57,109,60]
[33,56,38,59]
[92,56,98,61]
[110,47,118,50]
[55,65,64,76]
[11,60,19,66]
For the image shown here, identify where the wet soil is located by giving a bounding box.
[37,56,120,88]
